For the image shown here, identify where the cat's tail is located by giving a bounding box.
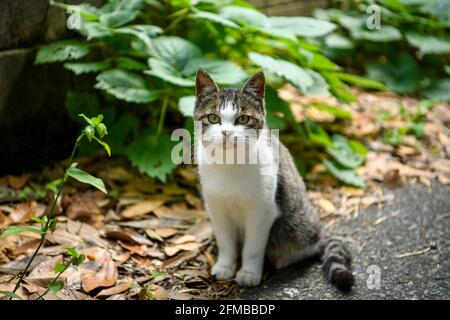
[320,236,354,291]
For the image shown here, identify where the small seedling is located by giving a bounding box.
[0,114,110,300]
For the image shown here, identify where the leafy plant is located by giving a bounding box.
[35,0,377,186]
[0,114,109,300]
[315,0,450,99]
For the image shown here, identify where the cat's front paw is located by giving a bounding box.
[235,269,262,287]
[211,263,236,280]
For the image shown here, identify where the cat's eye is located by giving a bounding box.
[236,115,250,125]
[207,114,220,124]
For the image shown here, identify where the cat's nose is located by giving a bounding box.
[222,130,232,137]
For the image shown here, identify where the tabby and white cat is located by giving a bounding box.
[194,69,354,290]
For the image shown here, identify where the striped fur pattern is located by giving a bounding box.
[195,69,354,290]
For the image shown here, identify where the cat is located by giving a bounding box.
[193,69,354,290]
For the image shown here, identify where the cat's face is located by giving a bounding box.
[194,70,266,148]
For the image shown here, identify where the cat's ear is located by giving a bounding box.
[195,69,219,95]
[242,71,265,98]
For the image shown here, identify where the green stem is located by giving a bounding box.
[156,97,169,137]
[10,134,84,296]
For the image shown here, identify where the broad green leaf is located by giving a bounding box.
[311,103,352,120]
[323,159,365,188]
[64,61,110,75]
[66,248,78,257]
[324,33,354,49]
[1,226,43,238]
[0,291,22,300]
[265,86,295,130]
[422,79,450,101]
[145,58,195,87]
[264,17,336,38]
[366,53,420,94]
[322,72,356,103]
[351,25,402,42]
[181,58,248,85]
[99,10,139,27]
[96,69,159,103]
[190,11,239,28]
[179,96,196,117]
[405,33,450,55]
[35,40,89,64]
[79,22,113,40]
[149,37,201,70]
[249,52,313,93]
[305,120,332,147]
[220,6,267,28]
[127,133,177,182]
[349,139,368,157]
[67,164,107,193]
[48,281,65,294]
[335,72,386,90]
[115,57,147,71]
[326,134,365,168]
[303,70,331,96]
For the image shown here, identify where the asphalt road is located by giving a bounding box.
[243,182,450,300]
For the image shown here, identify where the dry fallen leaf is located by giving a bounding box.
[96,281,133,298]
[121,200,165,219]
[9,201,37,224]
[82,253,118,292]
[7,175,29,189]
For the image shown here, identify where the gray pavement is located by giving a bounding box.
[243,182,450,300]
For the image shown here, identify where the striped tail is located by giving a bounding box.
[321,237,354,291]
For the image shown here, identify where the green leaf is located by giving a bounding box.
[366,53,420,94]
[84,125,95,142]
[265,86,295,130]
[322,72,356,103]
[99,10,139,27]
[67,164,107,193]
[0,291,22,300]
[351,25,402,42]
[48,281,65,294]
[80,22,113,40]
[66,248,78,257]
[115,57,147,71]
[422,79,450,101]
[303,70,331,96]
[181,58,248,85]
[264,16,336,38]
[145,59,195,87]
[96,123,108,139]
[49,219,58,233]
[1,226,43,238]
[127,133,177,182]
[334,72,387,90]
[326,134,364,168]
[305,120,332,147]
[54,262,66,273]
[323,159,365,188]
[311,103,352,120]
[64,61,110,75]
[190,10,239,28]
[179,96,196,117]
[220,6,267,28]
[93,136,112,157]
[324,33,354,49]
[35,40,89,64]
[149,36,201,70]
[405,33,450,55]
[248,52,313,93]
[95,69,160,103]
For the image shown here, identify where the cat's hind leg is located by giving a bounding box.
[267,242,322,270]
